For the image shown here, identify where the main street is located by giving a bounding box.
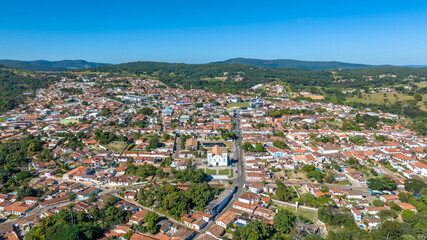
[196,112,247,237]
[232,112,248,198]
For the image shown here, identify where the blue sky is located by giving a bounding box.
[1,0,427,65]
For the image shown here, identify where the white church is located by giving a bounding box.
[207,145,229,166]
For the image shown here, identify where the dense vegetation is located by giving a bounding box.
[125,164,158,178]
[137,181,222,219]
[94,130,122,145]
[274,180,297,202]
[0,67,56,113]
[25,196,131,240]
[60,87,83,95]
[302,165,325,183]
[367,176,397,191]
[90,61,427,92]
[243,142,266,152]
[133,164,221,219]
[215,57,376,70]
[0,136,51,193]
[233,209,316,240]
[89,61,336,93]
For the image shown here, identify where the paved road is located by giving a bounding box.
[197,112,371,238]
[197,113,247,236]
[174,135,181,158]
[233,112,248,193]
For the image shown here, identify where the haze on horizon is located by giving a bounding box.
[1,0,427,65]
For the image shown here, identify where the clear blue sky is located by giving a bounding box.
[1,0,427,65]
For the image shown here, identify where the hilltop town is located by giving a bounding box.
[0,74,426,240]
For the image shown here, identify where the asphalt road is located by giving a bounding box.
[197,113,247,236]
[174,135,181,158]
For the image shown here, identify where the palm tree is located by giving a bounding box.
[68,203,76,225]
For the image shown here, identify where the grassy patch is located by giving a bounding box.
[8,214,19,220]
[205,168,217,175]
[415,82,427,88]
[277,206,318,223]
[218,169,230,175]
[105,141,128,152]
[346,92,427,111]
[286,170,308,180]
[334,180,351,186]
[60,118,80,125]
[326,120,343,128]
[138,134,159,141]
[227,102,250,108]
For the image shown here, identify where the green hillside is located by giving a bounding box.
[213,57,381,70]
[89,61,334,92]
[0,66,58,113]
[90,61,427,93]
[0,59,109,71]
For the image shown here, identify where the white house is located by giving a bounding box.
[408,162,427,176]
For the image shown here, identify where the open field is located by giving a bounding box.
[286,170,308,180]
[138,134,159,141]
[415,82,427,88]
[346,92,427,111]
[326,120,343,128]
[60,118,80,125]
[227,102,250,108]
[277,205,318,223]
[105,141,127,152]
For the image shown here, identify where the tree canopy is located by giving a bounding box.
[367,176,397,191]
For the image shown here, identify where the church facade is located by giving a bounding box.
[207,145,229,166]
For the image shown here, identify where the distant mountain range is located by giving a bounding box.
[213,57,390,70]
[404,65,427,68]
[1,58,425,72]
[0,59,110,71]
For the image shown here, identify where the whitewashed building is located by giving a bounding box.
[207,145,229,166]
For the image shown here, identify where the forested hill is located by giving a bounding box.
[213,57,382,70]
[88,61,334,92]
[0,67,58,113]
[0,59,109,71]
[89,61,427,93]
